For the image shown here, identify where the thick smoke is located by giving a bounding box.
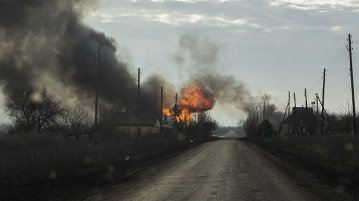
[142,75,176,113]
[172,33,284,128]
[173,33,220,71]
[260,95,284,127]
[0,0,281,124]
[0,0,162,112]
[192,74,253,112]
[172,33,253,113]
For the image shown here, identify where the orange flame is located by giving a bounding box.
[175,108,191,126]
[162,85,214,126]
[179,85,214,112]
[162,107,173,117]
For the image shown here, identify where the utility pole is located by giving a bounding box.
[174,93,178,125]
[160,86,163,139]
[174,93,178,112]
[294,93,297,136]
[94,44,101,145]
[279,101,289,136]
[288,91,291,135]
[137,68,141,140]
[321,68,326,135]
[348,34,357,135]
[316,93,319,135]
[263,101,266,121]
[255,105,259,134]
[137,68,141,110]
[262,101,265,138]
[305,88,308,135]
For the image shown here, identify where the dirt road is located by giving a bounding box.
[85,140,319,201]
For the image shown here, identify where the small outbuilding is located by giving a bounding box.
[113,112,160,138]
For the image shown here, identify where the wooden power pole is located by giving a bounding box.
[255,105,259,134]
[321,68,326,135]
[94,44,101,145]
[174,93,178,113]
[293,93,297,136]
[316,93,319,135]
[288,91,291,135]
[137,68,141,140]
[348,34,357,134]
[160,86,163,139]
[263,101,266,121]
[305,88,308,135]
[279,99,289,136]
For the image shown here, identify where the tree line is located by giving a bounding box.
[4,88,91,140]
[243,103,356,137]
[2,87,219,141]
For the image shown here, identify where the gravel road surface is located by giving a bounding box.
[85,139,319,201]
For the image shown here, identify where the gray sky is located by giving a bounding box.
[2,0,359,126]
[83,0,359,126]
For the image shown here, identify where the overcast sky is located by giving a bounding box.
[1,0,357,126]
[82,0,359,126]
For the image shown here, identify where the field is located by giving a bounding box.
[0,132,190,200]
[256,135,359,169]
[255,135,359,198]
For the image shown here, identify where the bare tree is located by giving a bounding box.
[31,89,66,132]
[5,88,36,131]
[5,88,66,133]
[64,106,91,140]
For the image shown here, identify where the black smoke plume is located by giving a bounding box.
[0,0,163,113]
[172,33,284,130]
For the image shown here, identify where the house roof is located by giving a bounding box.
[112,112,159,126]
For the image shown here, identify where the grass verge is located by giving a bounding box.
[253,135,359,200]
[0,133,194,201]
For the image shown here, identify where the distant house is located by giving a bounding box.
[112,112,160,138]
[282,107,324,135]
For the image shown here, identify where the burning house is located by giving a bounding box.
[162,85,215,126]
[111,84,216,139]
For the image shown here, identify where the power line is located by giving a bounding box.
[308,47,347,94]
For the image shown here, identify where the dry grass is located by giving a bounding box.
[256,135,359,170]
[0,132,187,181]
